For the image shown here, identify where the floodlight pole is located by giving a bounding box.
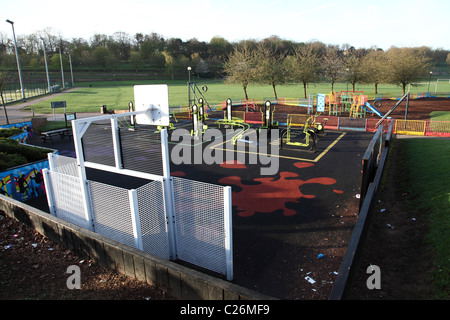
[41,39,51,93]
[6,19,25,101]
[59,48,65,89]
[69,54,74,87]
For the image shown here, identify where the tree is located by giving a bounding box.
[166,38,186,57]
[254,44,287,99]
[162,51,189,79]
[109,32,132,61]
[287,43,321,98]
[385,47,431,94]
[322,47,344,92]
[129,51,143,73]
[344,49,367,92]
[139,32,165,61]
[36,28,60,54]
[186,38,208,59]
[191,53,209,77]
[208,36,233,60]
[162,51,175,79]
[361,50,387,94]
[93,46,113,71]
[49,53,69,71]
[90,34,109,49]
[223,43,257,100]
[80,50,95,71]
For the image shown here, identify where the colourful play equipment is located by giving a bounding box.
[349,94,369,118]
[325,91,370,118]
[362,101,383,117]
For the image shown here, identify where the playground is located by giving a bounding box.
[22,86,378,299]
[4,84,450,299]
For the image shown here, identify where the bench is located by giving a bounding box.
[41,128,72,143]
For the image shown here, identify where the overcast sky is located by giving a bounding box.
[1,0,449,50]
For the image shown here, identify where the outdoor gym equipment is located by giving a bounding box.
[259,100,279,132]
[191,98,208,137]
[280,114,319,151]
[214,98,251,145]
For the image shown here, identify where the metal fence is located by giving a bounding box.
[43,111,233,280]
[44,159,172,259]
[1,81,70,104]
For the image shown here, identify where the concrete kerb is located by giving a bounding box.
[0,194,275,300]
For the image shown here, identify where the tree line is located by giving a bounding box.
[0,29,449,95]
[224,42,441,98]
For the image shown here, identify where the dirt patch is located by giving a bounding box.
[344,138,435,299]
[0,210,176,300]
[374,98,450,120]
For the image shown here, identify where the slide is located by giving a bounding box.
[364,102,383,117]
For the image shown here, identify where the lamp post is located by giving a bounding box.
[59,48,65,89]
[428,71,432,93]
[69,54,74,87]
[187,66,192,108]
[346,68,349,92]
[41,39,51,93]
[6,19,25,101]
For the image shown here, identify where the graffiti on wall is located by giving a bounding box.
[0,160,48,202]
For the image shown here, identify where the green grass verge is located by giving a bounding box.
[430,111,450,121]
[402,138,450,298]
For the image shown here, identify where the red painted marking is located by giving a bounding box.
[293,162,315,169]
[218,172,337,217]
[171,171,186,177]
[220,160,247,169]
[333,189,344,194]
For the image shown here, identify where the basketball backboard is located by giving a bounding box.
[134,84,170,126]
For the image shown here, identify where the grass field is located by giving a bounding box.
[402,138,450,299]
[22,79,450,114]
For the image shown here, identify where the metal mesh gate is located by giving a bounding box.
[88,180,136,248]
[173,177,232,277]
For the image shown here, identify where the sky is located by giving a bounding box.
[1,0,449,50]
